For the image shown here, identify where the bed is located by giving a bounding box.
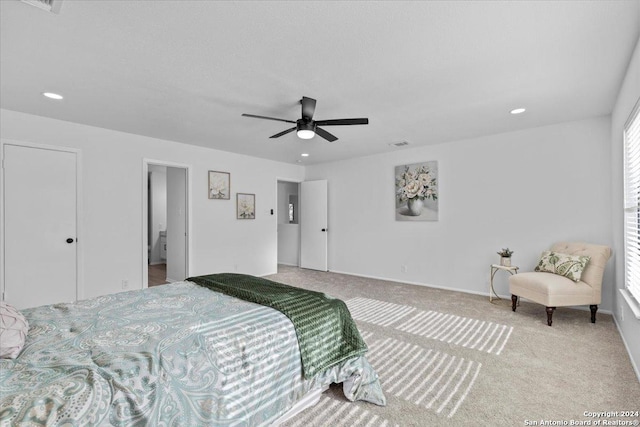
[0,274,385,426]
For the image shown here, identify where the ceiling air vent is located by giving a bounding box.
[389,141,410,147]
[20,0,63,14]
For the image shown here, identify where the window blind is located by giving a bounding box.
[624,99,640,303]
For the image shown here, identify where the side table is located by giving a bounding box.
[490,264,518,303]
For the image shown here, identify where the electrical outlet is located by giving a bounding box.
[401,265,407,273]
[122,280,129,290]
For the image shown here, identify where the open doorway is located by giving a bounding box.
[277,180,301,266]
[276,179,329,271]
[143,160,190,287]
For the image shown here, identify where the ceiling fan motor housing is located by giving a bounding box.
[297,120,316,133]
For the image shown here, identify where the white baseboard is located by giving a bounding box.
[149,261,165,266]
[328,269,613,315]
[258,270,278,277]
[612,313,640,383]
[277,262,299,267]
[329,269,502,298]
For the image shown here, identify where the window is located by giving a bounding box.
[623,99,640,304]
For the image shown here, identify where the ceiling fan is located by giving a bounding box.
[242,96,368,142]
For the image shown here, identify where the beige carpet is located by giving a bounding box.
[267,265,640,427]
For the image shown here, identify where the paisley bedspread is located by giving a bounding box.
[0,282,385,426]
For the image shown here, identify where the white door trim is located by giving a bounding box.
[0,139,84,301]
[276,177,304,270]
[142,158,191,288]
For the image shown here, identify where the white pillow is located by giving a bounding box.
[0,301,29,359]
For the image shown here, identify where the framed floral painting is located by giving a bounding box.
[237,193,255,219]
[208,171,230,200]
[395,161,438,221]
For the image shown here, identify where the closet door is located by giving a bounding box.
[3,144,78,309]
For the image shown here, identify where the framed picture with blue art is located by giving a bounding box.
[395,161,438,221]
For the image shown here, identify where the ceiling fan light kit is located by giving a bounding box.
[296,122,316,139]
[242,96,368,142]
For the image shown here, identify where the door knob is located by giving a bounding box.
[66,238,74,244]
[321,228,327,232]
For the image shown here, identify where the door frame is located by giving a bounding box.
[141,159,191,288]
[0,139,84,301]
[276,177,330,272]
[276,177,303,268]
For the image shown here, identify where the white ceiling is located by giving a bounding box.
[1,1,639,165]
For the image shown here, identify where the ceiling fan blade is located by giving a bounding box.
[315,127,338,142]
[314,118,369,126]
[270,127,296,138]
[242,113,296,124]
[301,96,316,120]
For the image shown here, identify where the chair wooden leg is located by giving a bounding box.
[511,295,518,312]
[545,306,555,326]
[590,305,597,323]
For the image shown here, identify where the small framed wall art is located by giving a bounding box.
[236,193,255,219]
[208,171,230,199]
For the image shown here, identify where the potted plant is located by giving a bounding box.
[497,248,514,267]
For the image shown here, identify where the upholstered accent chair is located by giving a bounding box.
[509,242,612,326]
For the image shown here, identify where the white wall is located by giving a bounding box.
[611,36,640,378]
[277,181,300,266]
[148,165,166,264]
[306,116,614,310]
[0,109,304,300]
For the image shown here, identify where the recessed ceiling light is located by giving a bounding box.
[301,153,310,157]
[42,92,64,100]
[510,108,526,115]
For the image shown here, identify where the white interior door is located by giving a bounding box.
[300,179,328,271]
[166,166,187,282]
[3,144,77,309]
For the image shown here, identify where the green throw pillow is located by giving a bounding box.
[534,251,591,282]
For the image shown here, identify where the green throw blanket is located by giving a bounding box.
[187,273,367,379]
